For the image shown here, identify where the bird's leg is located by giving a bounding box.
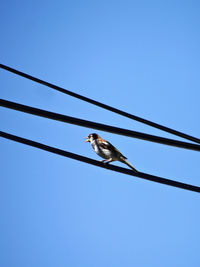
[100,159,107,163]
[104,158,114,164]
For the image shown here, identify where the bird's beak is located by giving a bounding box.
[85,137,89,142]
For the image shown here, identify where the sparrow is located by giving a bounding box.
[85,133,138,173]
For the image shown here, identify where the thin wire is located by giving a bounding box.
[1,99,200,151]
[1,63,199,144]
[1,131,199,193]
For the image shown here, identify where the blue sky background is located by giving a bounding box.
[1,1,200,266]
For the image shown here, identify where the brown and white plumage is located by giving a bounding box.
[85,133,138,173]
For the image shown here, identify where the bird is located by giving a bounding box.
[85,133,138,173]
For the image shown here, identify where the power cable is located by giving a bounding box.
[1,131,199,193]
[1,63,199,144]
[1,99,200,151]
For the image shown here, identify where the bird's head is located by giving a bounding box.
[85,133,99,143]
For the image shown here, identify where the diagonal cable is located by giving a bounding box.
[1,99,200,151]
[1,131,199,193]
[1,63,199,144]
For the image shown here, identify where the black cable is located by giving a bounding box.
[1,131,199,193]
[1,63,199,144]
[1,99,200,152]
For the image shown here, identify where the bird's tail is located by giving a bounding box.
[120,157,138,173]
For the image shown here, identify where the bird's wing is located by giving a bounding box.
[99,139,127,159]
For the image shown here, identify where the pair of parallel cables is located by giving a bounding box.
[0,64,200,193]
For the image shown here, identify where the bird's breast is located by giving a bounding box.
[92,140,111,159]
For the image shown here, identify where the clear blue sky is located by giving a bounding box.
[1,1,200,266]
